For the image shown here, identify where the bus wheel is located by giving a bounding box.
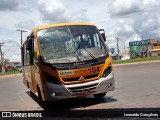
[26,81,29,89]
[37,86,47,108]
[37,86,43,102]
[30,90,34,97]
[93,92,107,99]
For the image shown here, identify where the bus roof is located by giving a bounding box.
[34,22,95,32]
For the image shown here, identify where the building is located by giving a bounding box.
[150,41,160,56]
[0,62,21,72]
[129,38,160,58]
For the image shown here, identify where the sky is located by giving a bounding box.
[0,0,160,62]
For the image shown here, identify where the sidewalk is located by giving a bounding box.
[0,73,21,77]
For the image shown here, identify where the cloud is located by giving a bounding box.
[111,24,135,36]
[15,20,36,30]
[109,0,142,17]
[3,43,21,62]
[38,0,89,23]
[142,0,160,11]
[107,23,142,49]
[109,0,160,17]
[107,0,160,50]
[71,9,90,22]
[132,12,160,39]
[38,0,69,23]
[142,18,158,30]
[0,0,40,12]
[0,0,20,11]
[1,0,160,61]
[9,54,21,62]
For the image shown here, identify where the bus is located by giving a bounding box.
[21,22,115,103]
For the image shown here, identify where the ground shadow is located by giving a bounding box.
[26,91,117,111]
[25,91,160,118]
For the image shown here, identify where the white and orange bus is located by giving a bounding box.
[21,22,115,103]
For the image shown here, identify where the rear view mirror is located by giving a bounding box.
[26,41,31,51]
[99,29,106,42]
[101,33,106,42]
[26,37,31,51]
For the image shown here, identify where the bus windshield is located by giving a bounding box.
[37,25,107,63]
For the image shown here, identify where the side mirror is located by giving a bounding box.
[101,33,106,42]
[26,35,34,51]
[99,29,106,42]
[26,38,31,51]
[26,42,31,50]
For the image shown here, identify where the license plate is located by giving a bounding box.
[78,91,91,97]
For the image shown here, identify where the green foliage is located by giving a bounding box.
[0,66,20,76]
[0,70,20,76]
[113,56,160,64]
[9,67,18,71]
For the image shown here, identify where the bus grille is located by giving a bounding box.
[62,74,99,82]
[67,83,98,94]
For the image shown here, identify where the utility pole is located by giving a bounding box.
[0,43,4,75]
[17,29,27,45]
[124,42,126,53]
[116,37,119,59]
[142,36,144,58]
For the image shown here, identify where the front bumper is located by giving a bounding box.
[44,71,115,101]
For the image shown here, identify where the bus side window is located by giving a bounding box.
[21,46,24,66]
[29,36,36,65]
[33,39,39,69]
[23,43,30,66]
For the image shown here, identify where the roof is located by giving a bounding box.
[34,22,95,32]
[150,48,160,52]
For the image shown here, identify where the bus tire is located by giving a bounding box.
[30,90,34,97]
[93,92,107,99]
[37,86,43,102]
[26,81,29,89]
[37,86,47,108]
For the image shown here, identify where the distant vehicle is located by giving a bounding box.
[19,68,22,73]
[21,22,115,103]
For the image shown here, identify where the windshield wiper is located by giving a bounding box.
[76,43,97,63]
[83,47,97,63]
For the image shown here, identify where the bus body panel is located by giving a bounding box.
[21,22,115,101]
[43,71,114,101]
[23,66,33,90]
[23,66,37,93]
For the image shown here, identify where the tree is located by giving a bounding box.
[3,59,10,66]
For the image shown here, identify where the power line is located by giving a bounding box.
[17,29,27,45]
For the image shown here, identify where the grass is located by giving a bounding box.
[0,70,20,76]
[113,56,160,64]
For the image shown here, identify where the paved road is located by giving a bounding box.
[0,61,160,112]
[0,74,41,111]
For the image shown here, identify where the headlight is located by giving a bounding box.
[103,63,112,77]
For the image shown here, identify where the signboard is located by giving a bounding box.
[110,48,115,54]
[130,45,148,55]
[129,39,151,56]
[129,39,150,46]
[129,39,156,46]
